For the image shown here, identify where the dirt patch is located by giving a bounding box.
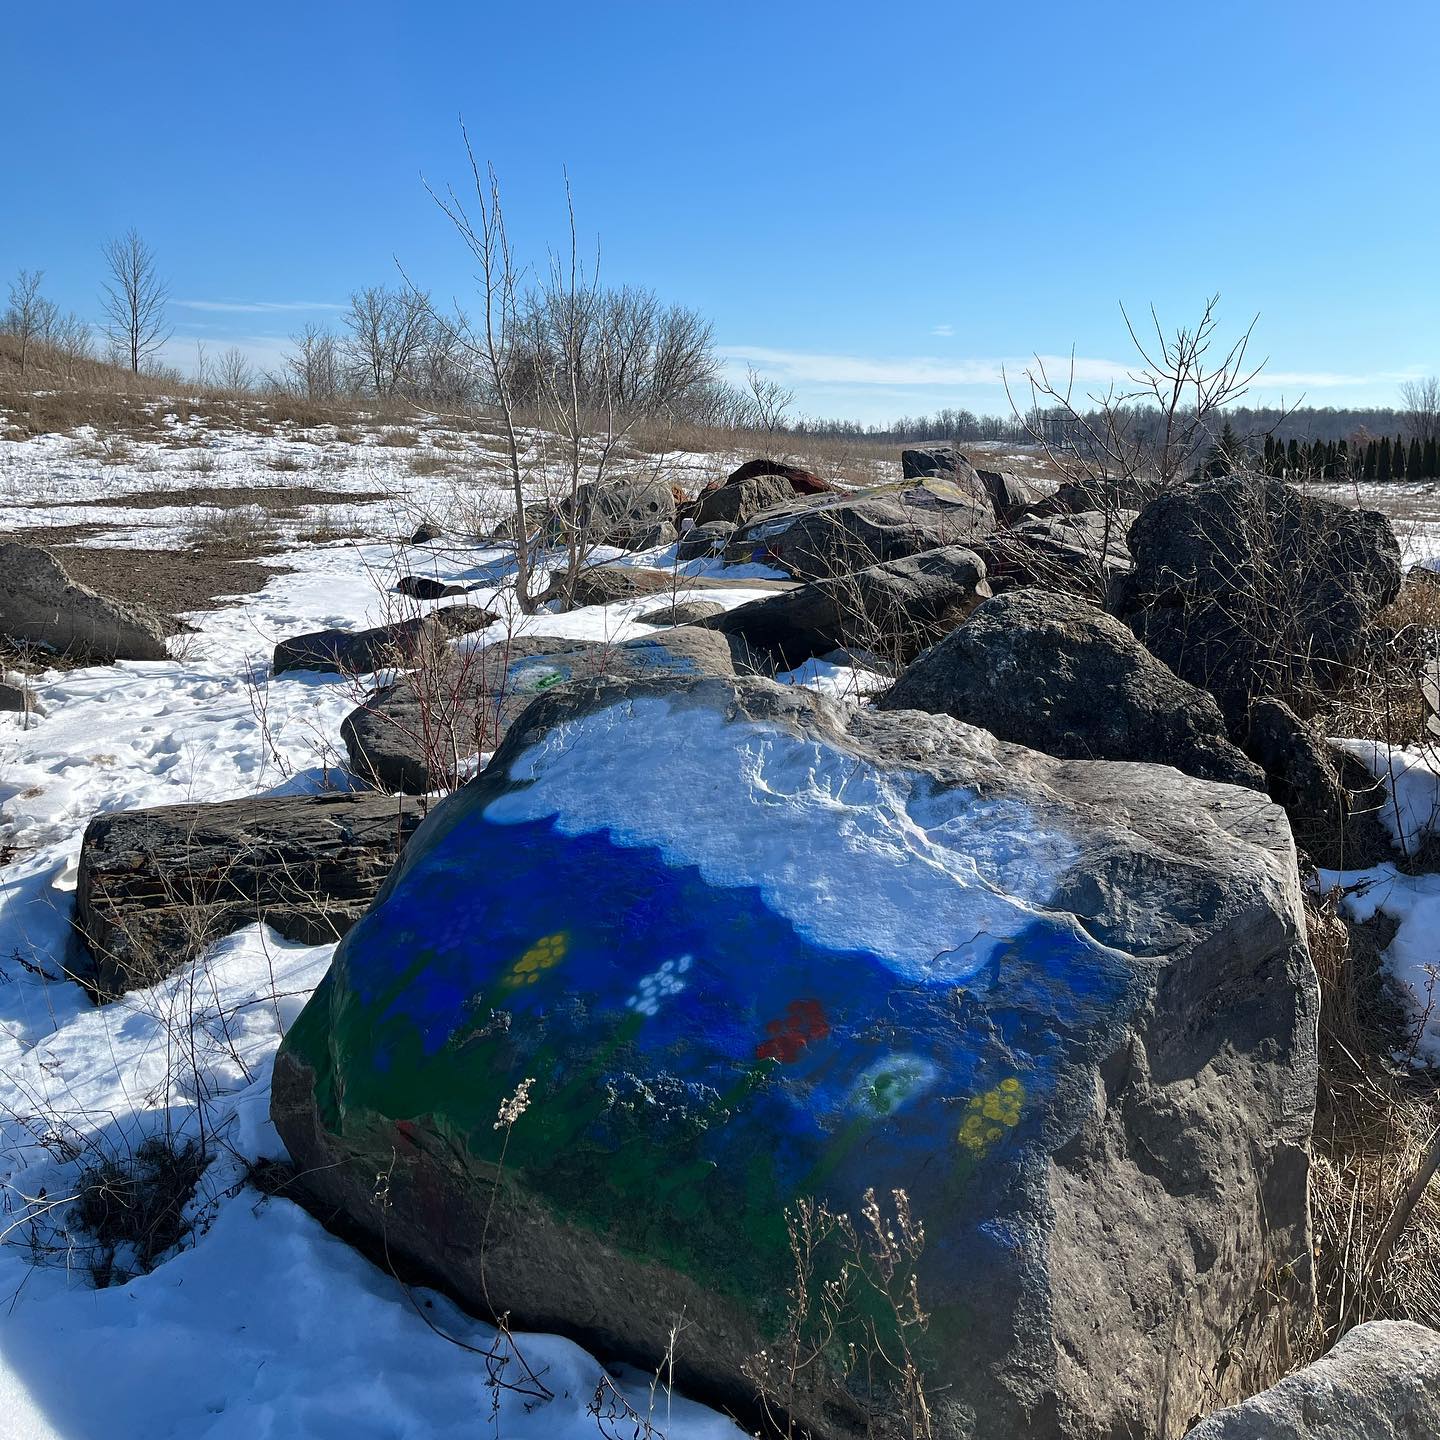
[41,483,390,514]
[51,544,292,616]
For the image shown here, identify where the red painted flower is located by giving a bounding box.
[756,999,830,1063]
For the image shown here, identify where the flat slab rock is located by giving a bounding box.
[0,541,170,662]
[76,791,426,1001]
[725,476,995,578]
[275,674,1317,1440]
[273,606,496,676]
[341,626,736,793]
[1188,1320,1440,1439]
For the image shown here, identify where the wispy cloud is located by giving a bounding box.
[1257,368,1423,389]
[718,345,1132,389]
[174,299,345,313]
[930,324,955,337]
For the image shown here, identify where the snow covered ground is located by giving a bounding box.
[0,414,816,1439]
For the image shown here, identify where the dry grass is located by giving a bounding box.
[267,453,306,473]
[376,427,421,449]
[408,452,458,478]
[183,505,284,555]
[1306,894,1440,1351]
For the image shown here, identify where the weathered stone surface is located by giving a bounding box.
[636,599,728,627]
[341,627,736,793]
[275,673,1316,1440]
[396,574,472,601]
[724,457,829,495]
[694,472,794,528]
[975,468,1048,521]
[554,475,677,550]
[901,444,980,486]
[1111,475,1403,723]
[1239,698,1394,869]
[726,477,995,579]
[880,588,1267,791]
[975,510,1135,602]
[676,521,733,562]
[708,545,990,669]
[76,791,426,1000]
[273,606,496,676]
[1188,1320,1440,1439]
[272,604,492,676]
[540,564,676,609]
[0,542,169,662]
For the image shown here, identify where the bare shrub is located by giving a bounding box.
[184,505,282,554]
[377,427,421,448]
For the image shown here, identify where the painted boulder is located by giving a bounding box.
[274,675,1318,1440]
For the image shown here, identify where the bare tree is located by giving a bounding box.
[100,229,171,374]
[1400,377,1440,445]
[424,137,540,612]
[284,323,343,400]
[1007,296,1269,505]
[214,346,254,391]
[48,310,94,379]
[341,285,432,397]
[3,270,57,374]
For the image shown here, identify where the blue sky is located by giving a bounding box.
[6,1,1438,424]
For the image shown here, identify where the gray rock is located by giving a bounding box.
[1187,1320,1440,1439]
[409,519,444,545]
[275,672,1316,1440]
[396,574,472,601]
[901,444,979,484]
[974,510,1134,602]
[626,521,678,552]
[554,475,677,550]
[708,545,991,669]
[76,791,427,1000]
[880,588,1267,791]
[1111,474,1403,724]
[0,542,169,663]
[726,476,995,579]
[694,473,794,527]
[1239,698,1394,869]
[273,606,495,676]
[975,468,1048,521]
[676,521,734,562]
[341,626,736,793]
[636,599,728,628]
[541,564,675,610]
[723,458,830,495]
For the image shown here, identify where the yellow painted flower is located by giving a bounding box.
[957,1077,1024,1156]
[503,932,568,988]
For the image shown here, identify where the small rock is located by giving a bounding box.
[677,521,734,562]
[543,565,674,610]
[396,574,471,601]
[273,607,495,676]
[409,520,444,545]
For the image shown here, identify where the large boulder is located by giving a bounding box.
[0,542,169,662]
[724,458,830,495]
[76,792,426,1000]
[975,510,1134,602]
[694,472,794,527]
[726,477,995,579]
[1187,1320,1440,1439]
[975,467,1049,521]
[273,606,495,677]
[274,673,1317,1440]
[341,627,736,793]
[879,588,1267,791]
[676,521,734,562]
[901,444,979,485]
[554,475,677,551]
[1111,475,1403,724]
[707,545,990,669]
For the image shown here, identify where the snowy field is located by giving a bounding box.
[0,414,801,1440]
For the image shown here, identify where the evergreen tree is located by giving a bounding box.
[1286,437,1301,474]
[1337,438,1350,477]
[1409,437,1423,479]
[1394,435,1407,479]
[1425,436,1439,479]
[1364,439,1379,480]
[1379,436,1392,482]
